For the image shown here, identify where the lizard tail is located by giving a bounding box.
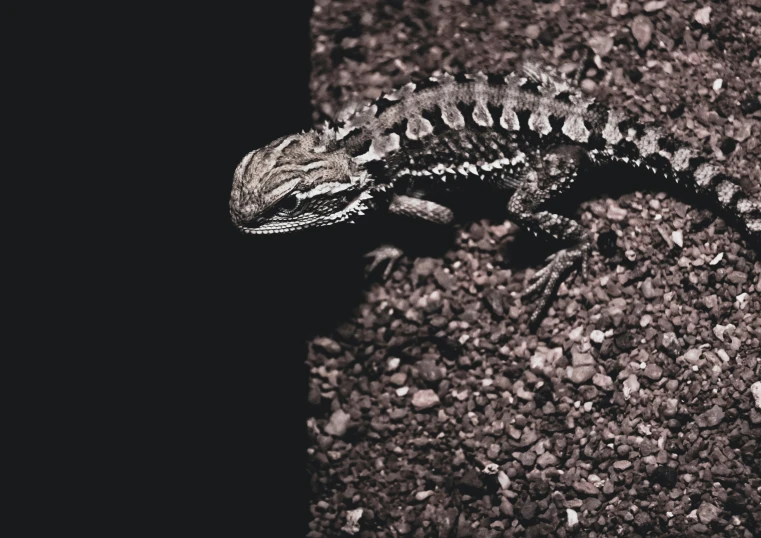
[678,162,761,246]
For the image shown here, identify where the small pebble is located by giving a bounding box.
[671,230,683,247]
[342,508,363,535]
[536,453,558,468]
[696,405,725,428]
[498,470,510,489]
[588,34,613,56]
[750,382,761,409]
[573,480,599,496]
[581,79,597,94]
[568,365,596,384]
[643,363,663,380]
[694,6,712,26]
[434,268,455,290]
[413,257,438,277]
[643,0,668,12]
[662,398,679,417]
[713,323,735,341]
[659,332,681,357]
[314,337,342,355]
[611,0,628,18]
[567,508,579,528]
[520,451,537,467]
[607,202,628,221]
[623,375,640,399]
[641,278,658,299]
[590,330,605,344]
[325,409,351,437]
[631,15,654,49]
[683,349,702,364]
[415,490,434,501]
[390,372,407,386]
[593,373,614,390]
[525,24,541,40]
[520,500,537,521]
[418,359,444,384]
[412,389,440,409]
[697,501,720,524]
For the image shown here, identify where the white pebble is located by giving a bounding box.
[415,490,434,501]
[713,323,735,341]
[751,382,761,409]
[712,78,723,93]
[694,6,712,25]
[498,470,511,489]
[569,326,585,341]
[623,375,640,400]
[388,357,401,371]
[567,508,579,528]
[709,252,723,265]
[396,386,409,396]
[590,330,605,344]
[342,508,363,535]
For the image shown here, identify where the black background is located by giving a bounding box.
[150,4,322,535]
[14,2,353,535]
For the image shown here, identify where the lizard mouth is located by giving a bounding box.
[236,222,311,235]
[234,198,369,235]
[236,216,337,235]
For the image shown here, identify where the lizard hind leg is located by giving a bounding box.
[506,146,594,327]
[517,210,593,327]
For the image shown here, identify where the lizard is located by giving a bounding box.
[229,63,761,327]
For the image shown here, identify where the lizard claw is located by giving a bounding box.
[523,244,591,326]
[364,245,404,279]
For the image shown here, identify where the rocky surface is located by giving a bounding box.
[306,1,761,536]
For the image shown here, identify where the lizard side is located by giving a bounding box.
[229,64,761,327]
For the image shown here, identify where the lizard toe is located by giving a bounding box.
[524,244,590,326]
[365,245,404,279]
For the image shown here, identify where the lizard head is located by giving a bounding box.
[230,131,376,234]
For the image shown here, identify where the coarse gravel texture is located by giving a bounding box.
[305,1,761,537]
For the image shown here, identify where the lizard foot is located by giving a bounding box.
[364,245,404,279]
[523,244,590,326]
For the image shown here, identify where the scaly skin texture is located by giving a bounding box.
[229,63,761,326]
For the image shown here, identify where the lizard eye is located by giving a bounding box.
[280,194,301,213]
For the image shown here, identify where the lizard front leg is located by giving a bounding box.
[507,145,593,326]
[387,194,454,225]
[365,194,455,278]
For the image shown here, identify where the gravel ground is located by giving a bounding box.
[305,1,761,536]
